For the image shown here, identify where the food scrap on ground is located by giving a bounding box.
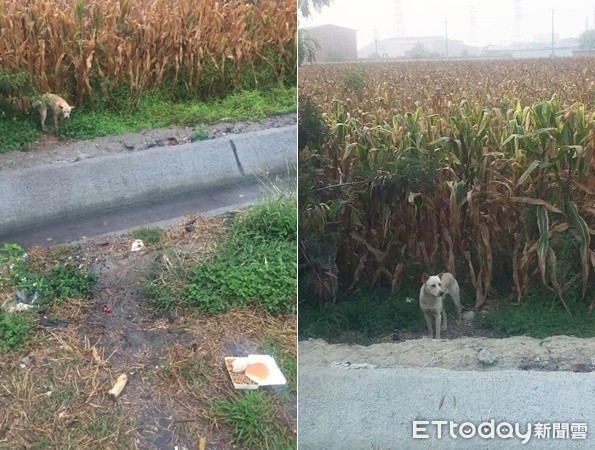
[224,355,286,390]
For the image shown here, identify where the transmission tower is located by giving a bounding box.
[394,0,404,37]
[468,4,478,45]
[512,0,523,46]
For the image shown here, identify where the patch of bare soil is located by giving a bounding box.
[2,214,296,449]
[0,113,296,171]
[299,334,595,373]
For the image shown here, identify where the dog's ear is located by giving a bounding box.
[421,272,429,283]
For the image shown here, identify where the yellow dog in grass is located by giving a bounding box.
[33,93,74,132]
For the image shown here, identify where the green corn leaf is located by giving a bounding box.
[536,205,549,288]
[515,160,541,190]
[566,201,590,299]
[342,142,358,161]
[548,247,572,314]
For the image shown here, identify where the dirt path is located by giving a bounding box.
[60,216,221,448]
[80,245,193,449]
[0,113,296,171]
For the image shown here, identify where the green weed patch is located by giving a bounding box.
[1,87,296,151]
[477,299,595,339]
[299,290,426,345]
[0,311,36,352]
[184,196,297,315]
[0,243,98,313]
[130,227,164,245]
[212,391,295,450]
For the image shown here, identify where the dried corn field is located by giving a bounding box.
[298,58,595,311]
[0,0,296,107]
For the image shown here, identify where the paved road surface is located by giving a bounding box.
[299,344,595,449]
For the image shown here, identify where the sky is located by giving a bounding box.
[301,0,595,49]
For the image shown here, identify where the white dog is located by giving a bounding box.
[33,93,74,132]
[419,272,462,339]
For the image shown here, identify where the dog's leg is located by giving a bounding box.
[423,313,434,338]
[450,285,462,321]
[39,108,47,131]
[435,314,441,339]
[53,110,59,130]
[441,308,447,332]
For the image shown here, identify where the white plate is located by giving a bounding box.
[224,355,287,390]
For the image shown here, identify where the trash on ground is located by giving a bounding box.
[102,304,112,313]
[232,358,248,373]
[224,354,286,390]
[108,373,128,399]
[332,361,378,369]
[19,355,33,370]
[37,318,69,328]
[130,239,144,252]
[2,290,40,313]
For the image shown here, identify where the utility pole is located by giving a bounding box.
[374,29,379,55]
[394,0,404,37]
[445,20,448,58]
[551,7,555,57]
[513,0,522,47]
[469,5,477,46]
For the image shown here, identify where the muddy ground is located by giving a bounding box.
[0,113,296,171]
[74,217,221,449]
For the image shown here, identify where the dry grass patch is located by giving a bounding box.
[154,307,296,447]
[0,328,135,448]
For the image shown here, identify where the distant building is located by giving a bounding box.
[533,33,559,44]
[359,35,581,60]
[358,36,481,59]
[302,24,358,62]
[573,50,595,57]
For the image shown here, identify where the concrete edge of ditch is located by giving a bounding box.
[0,125,296,237]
